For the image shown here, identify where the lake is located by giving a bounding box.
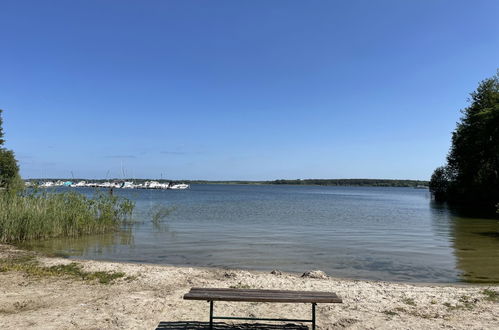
[23,184,499,283]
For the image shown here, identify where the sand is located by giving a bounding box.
[0,244,498,330]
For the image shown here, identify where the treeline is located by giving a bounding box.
[186,179,428,187]
[429,71,499,214]
[270,179,428,187]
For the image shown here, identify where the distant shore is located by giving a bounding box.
[1,244,497,329]
[26,178,429,188]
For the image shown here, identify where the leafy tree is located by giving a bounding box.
[430,71,499,211]
[429,166,450,201]
[0,110,22,192]
[0,149,21,190]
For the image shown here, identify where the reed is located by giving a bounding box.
[0,190,134,243]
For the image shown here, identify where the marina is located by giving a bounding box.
[29,180,190,190]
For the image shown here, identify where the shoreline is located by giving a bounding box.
[20,241,495,287]
[53,255,491,288]
[1,244,498,329]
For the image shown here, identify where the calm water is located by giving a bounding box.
[24,184,499,283]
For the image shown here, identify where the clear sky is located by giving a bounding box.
[1,1,498,180]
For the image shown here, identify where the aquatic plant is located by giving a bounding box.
[0,190,134,243]
[149,204,175,225]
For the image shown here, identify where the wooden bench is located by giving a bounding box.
[183,288,342,329]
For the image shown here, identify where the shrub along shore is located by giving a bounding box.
[0,190,134,243]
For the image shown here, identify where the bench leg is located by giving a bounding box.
[311,303,316,330]
[209,301,213,330]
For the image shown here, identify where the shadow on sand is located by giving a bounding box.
[155,321,308,329]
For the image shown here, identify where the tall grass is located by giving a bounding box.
[0,190,134,243]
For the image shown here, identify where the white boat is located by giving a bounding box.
[72,180,87,187]
[121,181,135,189]
[168,183,189,190]
[99,181,112,188]
[145,181,164,189]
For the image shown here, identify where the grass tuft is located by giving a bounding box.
[443,295,477,311]
[481,289,499,302]
[458,295,477,309]
[0,256,127,284]
[401,297,416,306]
[382,310,398,316]
[229,282,252,289]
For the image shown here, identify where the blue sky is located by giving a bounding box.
[1,1,498,180]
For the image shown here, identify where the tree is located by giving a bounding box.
[0,149,21,190]
[430,71,499,211]
[429,166,450,202]
[0,110,22,192]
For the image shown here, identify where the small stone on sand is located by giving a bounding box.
[301,270,328,279]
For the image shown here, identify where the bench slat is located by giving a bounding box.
[189,288,338,296]
[184,295,341,303]
[184,288,342,303]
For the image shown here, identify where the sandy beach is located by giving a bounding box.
[0,244,497,330]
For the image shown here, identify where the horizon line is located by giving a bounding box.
[23,177,429,182]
